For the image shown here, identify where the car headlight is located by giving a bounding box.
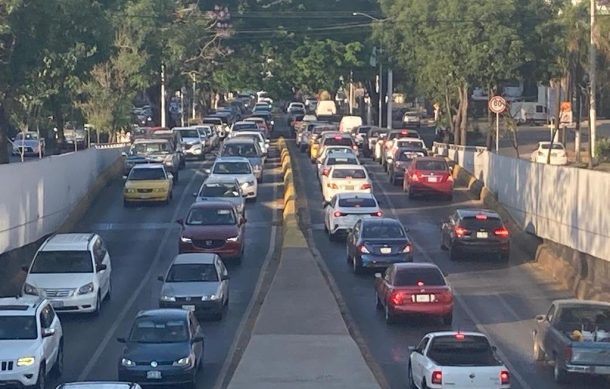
[78,282,95,295]
[17,357,35,367]
[121,358,136,367]
[180,236,192,243]
[23,283,38,296]
[227,235,239,242]
[201,294,218,301]
[160,295,176,302]
[173,356,193,367]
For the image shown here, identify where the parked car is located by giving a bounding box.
[408,332,511,389]
[403,157,453,200]
[11,131,45,156]
[194,177,245,215]
[117,309,204,387]
[374,263,453,325]
[533,299,610,383]
[323,193,382,240]
[530,141,568,165]
[346,217,413,274]
[123,164,174,206]
[158,253,230,320]
[440,209,510,261]
[23,233,112,314]
[388,147,427,185]
[205,157,258,200]
[321,165,372,203]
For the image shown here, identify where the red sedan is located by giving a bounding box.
[403,157,454,200]
[177,201,246,262]
[374,263,453,325]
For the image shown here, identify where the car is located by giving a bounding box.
[385,137,427,170]
[408,332,511,389]
[339,115,363,133]
[229,130,269,155]
[11,131,45,156]
[128,139,180,182]
[201,117,227,139]
[318,152,360,181]
[172,127,207,160]
[440,209,510,261]
[287,102,305,112]
[243,117,269,134]
[315,100,337,117]
[321,164,372,202]
[117,309,204,387]
[387,147,427,185]
[374,263,453,325]
[195,125,219,148]
[177,201,247,262]
[194,177,245,215]
[249,112,274,133]
[323,193,382,240]
[365,127,388,158]
[317,133,358,161]
[381,129,421,167]
[287,107,306,129]
[253,103,272,114]
[352,125,371,149]
[123,164,174,206]
[305,124,336,155]
[304,96,317,110]
[0,297,63,389]
[373,131,390,162]
[530,141,568,165]
[316,144,356,165]
[346,218,413,274]
[23,233,112,314]
[230,121,259,134]
[205,157,258,200]
[149,129,186,169]
[402,110,422,128]
[158,253,230,320]
[219,138,265,182]
[56,383,142,389]
[403,157,453,200]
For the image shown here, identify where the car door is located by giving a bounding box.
[40,304,59,370]
[188,313,204,361]
[540,304,556,354]
[99,237,112,295]
[348,220,361,257]
[325,196,337,229]
[215,256,229,302]
[411,336,430,385]
[92,238,110,297]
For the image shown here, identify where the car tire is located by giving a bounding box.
[442,313,453,326]
[105,281,112,301]
[533,339,545,361]
[449,246,459,261]
[407,186,415,199]
[553,355,568,383]
[328,231,336,242]
[92,292,101,316]
[173,172,179,184]
[352,256,362,275]
[375,293,383,310]
[384,304,396,324]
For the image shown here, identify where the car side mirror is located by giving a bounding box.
[121,152,127,157]
[374,273,382,279]
[408,346,419,354]
[176,218,184,225]
[157,275,164,281]
[42,328,56,338]
[96,264,107,272]
[192,335,204,343]
[122,175,128,180]
[116,337,126,343]
[221,274,230,281]
[204,168,211,174]
[535,314,546,322]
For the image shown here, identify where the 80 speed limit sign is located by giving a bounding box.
[488,96,507,114]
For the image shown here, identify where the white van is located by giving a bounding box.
[315,100,337,116]
[339,116,363,133]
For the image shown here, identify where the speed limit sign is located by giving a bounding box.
[488,96,507,113]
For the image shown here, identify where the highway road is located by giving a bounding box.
[288,127,610,389]
[39,143,282,388]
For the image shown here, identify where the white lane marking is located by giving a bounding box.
[368,171,534,389]
[77,170,201,381]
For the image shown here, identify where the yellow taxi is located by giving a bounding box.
[123,163,173,206]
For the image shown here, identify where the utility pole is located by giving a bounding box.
[349,70,353,115]
[589,0,597,163]
[378,51,383,127]
[387,68,393,129]
[161,63,166,127]
[192,74,196,120]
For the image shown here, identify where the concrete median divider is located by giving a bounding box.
[227,137,380,389]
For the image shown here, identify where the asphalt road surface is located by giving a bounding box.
[288,130,610,389]
[43,143,282,388]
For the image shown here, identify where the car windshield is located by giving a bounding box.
[129,318,188,343]
[166,264,218,282]
[30,251,93,273]
[338,197,377,208]
[132,143,169,154]
[177,130,200,138]
[362,223,406,238]
[427,335,500,366]
[128,168,166,180]
[16,133,38,140]
[186,208,236,225]
[199,183,239,198]
[540,143,564,150]
[415,160,448,171]
[460,216,503,230]
[332,168,366,179]
[213,162,251,174]
[327,157,358,165]
[0,316,37,340]
[394,268,446,286]
[222,144,259,157]
[233,123,258,131]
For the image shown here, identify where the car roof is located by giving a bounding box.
[133,138,167,144]
[0,296,44,316]
[456,208,501,219]
[223,138,257,144]
[552,299,610,308]
[214,156,251,163]
[136,309,189,320]
[172,253,217,265]
[330,164,364,170]
[189,201,237,210]
[42,233,95,251]
[392,262,441,271]
[426,331,486,338]
[131,163,165,170]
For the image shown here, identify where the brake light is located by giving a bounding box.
[327,183,339,189]
[564,346,573,361]
[494,227,509,238]
[390,291,409,305]
[334,135,342,140]
[370,211,383,217]
[361,183,372,190]
[436,291,454,303]
[417,281,424,286]
[402,244,412,253]
[500,370,510,385]
[352,145,358,150]
[333,211,345,217]
[401,130,408,135]
[455,332,465,340]
[475,213,488,220]
[431,370,443,385]
[358,244,370,254]
[454,226,469,237]
[411,173,420,182]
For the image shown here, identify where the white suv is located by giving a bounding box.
[23,233,112,314]
[0,296,63,389]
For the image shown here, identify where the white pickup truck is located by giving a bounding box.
[408,331,510,389]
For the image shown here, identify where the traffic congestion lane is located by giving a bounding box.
[46,145,281,389]
[289,140,609,389]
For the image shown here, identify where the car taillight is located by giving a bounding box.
[431,370,443,385]
[390,291,409,305]
[402,244,412,253]
[358,244,370,254]
[411,173,420,181]
[454,226,469,238]
[352,145,358,150]
[370,211,383,217]
[494,227,509,238]
[333,211,345,217]
[328,183,339,189]
[500,370,510,385]
[436,291,454,303]
[361,183,372,190]
[564,346,573,361]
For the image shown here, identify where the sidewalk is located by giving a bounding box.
[227,221,380,388]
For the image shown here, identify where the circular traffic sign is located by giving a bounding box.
[488,96,507,114]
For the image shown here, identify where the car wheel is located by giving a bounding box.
[92,292,101,316]
[384,304,396,324]
[105,281,112,301]
[407,362,416,389]
[500,252,510,263]
[352,257,362,275]
[375,292,383,310]
[35,364,45,389]
[533,338,545,361]
[449,246,459,261]
[553,355,568,383]
[442,313,453,326]
[52,342,64,378]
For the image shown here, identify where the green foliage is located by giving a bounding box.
[595,138,610,162]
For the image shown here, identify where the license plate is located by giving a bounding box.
[380,247,392,254]
[147,371,162,379]
[476,231,489,239]
[415,294,431,303]
[51,300,64,308]
[428,176,438,183]
[344,185,355,190]
[182,305,196,311]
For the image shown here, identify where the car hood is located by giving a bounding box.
[123,342,191,364]
[208,173,254,184]
[26,272,94,291]
[125,179,170,189]
[182,224,240,239]
[161,282,220,298]
[0,340,40,359]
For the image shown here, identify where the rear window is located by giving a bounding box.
[338,197,377,208]
[328,157,358,165]
[427,335,500,366]
[397,140,424,148]
[394,268,445,287]
[357,127,370,134]
[398,150,426,161]
[324,138,353,147]
[415,160,448,171]
[362,223,406,238]
[233,123,258,131]
[540,143,564,150]
[222,143,258,157]
[460,216,503,230]
[332,168,366,179]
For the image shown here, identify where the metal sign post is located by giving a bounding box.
[488,96,507,152]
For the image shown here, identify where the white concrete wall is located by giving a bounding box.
[450,148,610,262]
[0,147,123,254]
